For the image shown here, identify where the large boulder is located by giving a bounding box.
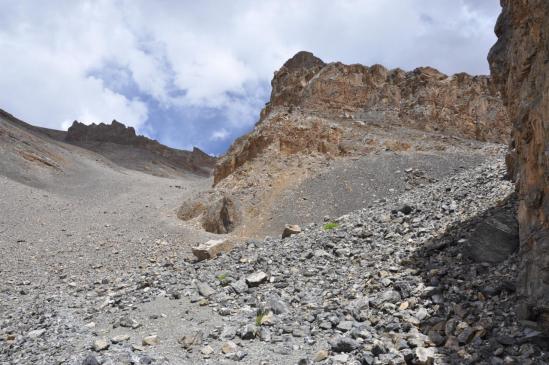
[465,210,519,263]
[488,0,549,330]
[201,195,241,234]
[191,239,234,261]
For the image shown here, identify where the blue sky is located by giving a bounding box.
[0,0,500,155]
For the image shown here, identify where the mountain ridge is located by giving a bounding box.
[0,108,216,184]
[215,51,509,185]
[177,52,510,238]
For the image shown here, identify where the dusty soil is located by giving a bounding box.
[2,112,546,365]
[259,150,489,237]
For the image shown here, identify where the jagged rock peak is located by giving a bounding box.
[261,51,508,144]
[281,51,326,71]
[65,119,216,175]
[217,53,510,185]
[65,120,141,144]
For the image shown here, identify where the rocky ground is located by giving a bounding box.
[260,148,487,237]
[3,146,548,364]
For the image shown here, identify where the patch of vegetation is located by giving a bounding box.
[255,308,268,326]
[216,273,229,286]
[323,222,339,230]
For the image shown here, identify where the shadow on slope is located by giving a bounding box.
[405,194,549,364]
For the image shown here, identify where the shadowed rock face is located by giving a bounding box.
[66,120,216,177]
[66,120,139,144]
[215,51,509,185]
[488,0,549,329]
[201,196,241,234]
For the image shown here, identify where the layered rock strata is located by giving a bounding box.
[488,0,549,329]
[215,51,509,185]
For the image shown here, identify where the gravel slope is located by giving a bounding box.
[261,150,489,237]
[3,147,547,364]
[0,153,216,364]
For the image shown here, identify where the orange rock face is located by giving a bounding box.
[488,0,549,329]
[214,51,509,185]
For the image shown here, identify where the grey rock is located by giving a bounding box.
[140,355,154,365]
[282,224,301,239]
[225,351,247,361]
[399,204,413,215]
[245,271,267,287]
[336,321,353,332]
[196,281,215,297]
[27,329,46,338]
[239,324,256,340]
[371,290,401,307]
[82,355,100,365]
[93,337,109,352]
[267,297,288,314]
[465,211,518,263]
[329,336,359,353]
[179,331,203,349]
[119,316,140,329]
[230,279,248,294]
[415,346,435,365]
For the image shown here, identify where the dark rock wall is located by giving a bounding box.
[488,0,549,329]
[66,120,216,176]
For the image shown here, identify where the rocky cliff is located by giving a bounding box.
[488,0,549,330]
[66,120,216,177]
[180,53,511,237]
[215,51,509,185]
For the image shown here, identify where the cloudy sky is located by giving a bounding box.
[0,0,500,155]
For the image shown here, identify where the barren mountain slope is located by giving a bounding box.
[0,110,220,363]
[180,52,510,238]
[0,109,75,188]
[3,51,547,363]
[65,120,215,177]
[0,109,215,188]
[6,143,547,364]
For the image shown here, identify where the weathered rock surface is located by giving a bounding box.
[215,51,509,185]
[191,239,234,261]
[184,52,510,238]
[66,120,141,145]
[201,195,241,234]
[465,210,519,263]
[66,120,215,177]
[281,224,301,239]
[488,0,549,330]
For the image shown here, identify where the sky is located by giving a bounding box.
[0,0,501,155]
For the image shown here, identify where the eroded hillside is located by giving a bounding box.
[180,52,510,238]
[65,120,215,178]
[0,109,215,189]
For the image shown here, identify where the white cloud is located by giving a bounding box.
[0,1,149,130]
[0,0,500,142]
[210,128,230,142]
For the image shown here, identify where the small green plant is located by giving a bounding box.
[216,273,229,286]
[323,222,339,231]
[255,308,268,326]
